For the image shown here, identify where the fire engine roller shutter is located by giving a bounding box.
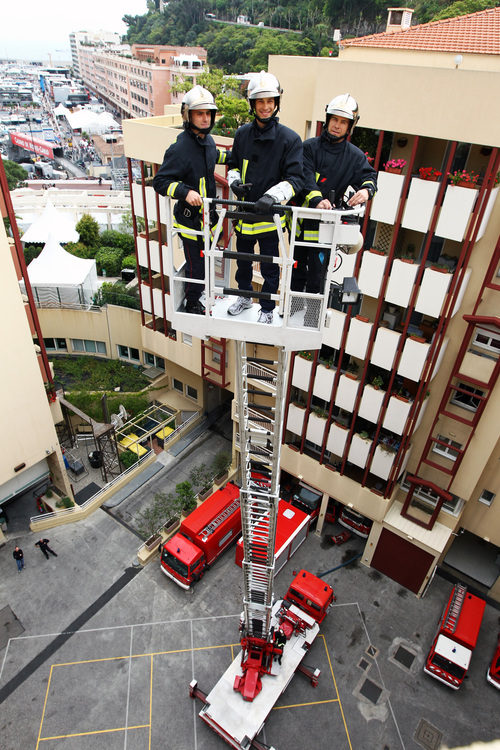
[371,529,434,594]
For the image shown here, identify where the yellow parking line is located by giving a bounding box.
[53,642,239,668]
[321,634,353,750]
[39,724,149,741]
[36,664,54,750]
[274,698,339,710]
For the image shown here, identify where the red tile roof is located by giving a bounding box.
[343,7,500,54]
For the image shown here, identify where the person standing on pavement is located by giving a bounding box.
[291,94,377,319]
[35,538,58,559]
[226,72,303,324]
[153,86,229,315]
[13,546,24,572]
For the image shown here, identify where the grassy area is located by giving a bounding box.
[65,392,150,421]
[52,356,150,392]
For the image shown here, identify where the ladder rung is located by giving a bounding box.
[246,357,277,365]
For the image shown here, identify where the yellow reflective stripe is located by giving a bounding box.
[217,150,227,164]
[305,190,322,207]
[173,220,200,240]
[241,159,249,183]
[236,215,286,234]
[166,182,179,197]
[199,177,207,198]
[315,172,320,182]
[304,230,319,241]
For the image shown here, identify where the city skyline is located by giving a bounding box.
[0,0,147,63]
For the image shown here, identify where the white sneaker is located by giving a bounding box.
[258,310,274,325]
[228,296,252,315]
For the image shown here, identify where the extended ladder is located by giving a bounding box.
[443,584,467,633]
[236,342,288,640]
[201,496,241,539]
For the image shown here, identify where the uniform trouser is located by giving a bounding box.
[182,235,204,303]
[291,240,330,295]
[235,232,279,312]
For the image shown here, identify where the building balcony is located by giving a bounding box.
[434,184,479,242]
[398,336,430,381]
[287,403,306,436]
[370,326,401,370]
[383,394,412,434]
[348,433,373,468]
[358,383,385,423]
[306,411,328,446]
[323,309,346,350]
[140,281,166,315]
[291,354,313,391]
[414,265,452,318]
[358,248,388,298]
[401,177,441,233]
[370,171,404,224]
[312,362,336,401]
[345,315,373,359]
[335,373,360,412]
[385,259,418,308]
[370,444,396,480]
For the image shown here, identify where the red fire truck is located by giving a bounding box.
[160,482,241,589]
[235,499,311,575]
[487,632,500,689]
[424,583,486,689]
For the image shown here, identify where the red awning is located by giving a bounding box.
[10,131,54,160]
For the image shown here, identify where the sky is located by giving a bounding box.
[0,0,148,63]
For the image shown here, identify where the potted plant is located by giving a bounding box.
[345,362,359,379]
[359,430,371,440]
[298,350,313,361]
[448,169,479,188]
[371,375,384,390]
[369,246,387,256]
[190,463,214,500]
[176,481,197,514]
[418,166,442,182]
[384,158,407,175]
[212,451,232,483]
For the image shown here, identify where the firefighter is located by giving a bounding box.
[274,627,287,664]
[226,72,303,324]
[152,86,229,314]
[291,94,377,321]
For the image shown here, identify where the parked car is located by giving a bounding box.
[338,506,373,538]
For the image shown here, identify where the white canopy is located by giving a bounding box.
[65,108,120,134]
[54,103,70,117]
[26,234,98,306]
[21,198,79,244]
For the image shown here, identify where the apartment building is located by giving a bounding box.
[0,163,72,537]
[69,30,121,78]
[117,8,499,601]
[73,39,207,119]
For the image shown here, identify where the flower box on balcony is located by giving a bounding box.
[370,327,400,370]
[370,171,405,224]
[385,258,418,308]
[287,403,306,435]
[370,445,396,480]
[345,316,372,359]
[326,422,349,458]
[358,249,388,299]
[401,177,440,233]
[335,373,359,411]
[349,433,372,468]
[398,336,430,381]
[477,186,500,240]
[306,412,328,446]
[383,395,412,434]
[292,354,313,391]
[358,384,385,423]
[414,266,452,318]
[313,363,336,400]
[435,184,478,242]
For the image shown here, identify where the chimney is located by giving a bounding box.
[386,7,414,33]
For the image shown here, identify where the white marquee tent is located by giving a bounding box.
[25,234,98,307]
[21,198,79,245]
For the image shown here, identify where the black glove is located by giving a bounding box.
[254,194,275,214]
[231,181,252,199]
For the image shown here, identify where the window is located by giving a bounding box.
[186,385,198,401]
[432,434,462,461]
[478,490,495,506]
[71,339,106,354]
[43,337,67,351]
[173,378,183,393]
[473,328,500,353]
[144,353,165,370]
[450,382,484,412]
[117,345,140,361]
[182,333,192,346]
[400,474,463,516]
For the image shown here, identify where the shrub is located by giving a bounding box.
[76,214,100,248]
[176,481,197,513]
[65,241,95,259]
[100,230,135,254]
[94,280,140,310]
[135,491,182,538]
[121,254,137,272]
[95,247,122,276]
[24,244,43,264]
[212,451,231,478]
[119,449,139,470]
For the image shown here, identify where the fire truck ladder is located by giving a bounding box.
[236,342,289,640]
[201,496,241,538]
[443,584,467,633]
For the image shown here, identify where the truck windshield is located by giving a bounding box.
[295,487,320,511]
[431,653,466,681]
[161,549,188,578]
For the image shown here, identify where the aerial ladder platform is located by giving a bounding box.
[157,194,364,748]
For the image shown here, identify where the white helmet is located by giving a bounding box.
[182,85,218,132]
[325,93,360,133]
[248,71,282,122]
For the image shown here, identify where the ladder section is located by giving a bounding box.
[236,341,289,640]
[201,497,241,539]
[443,584,467,634]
